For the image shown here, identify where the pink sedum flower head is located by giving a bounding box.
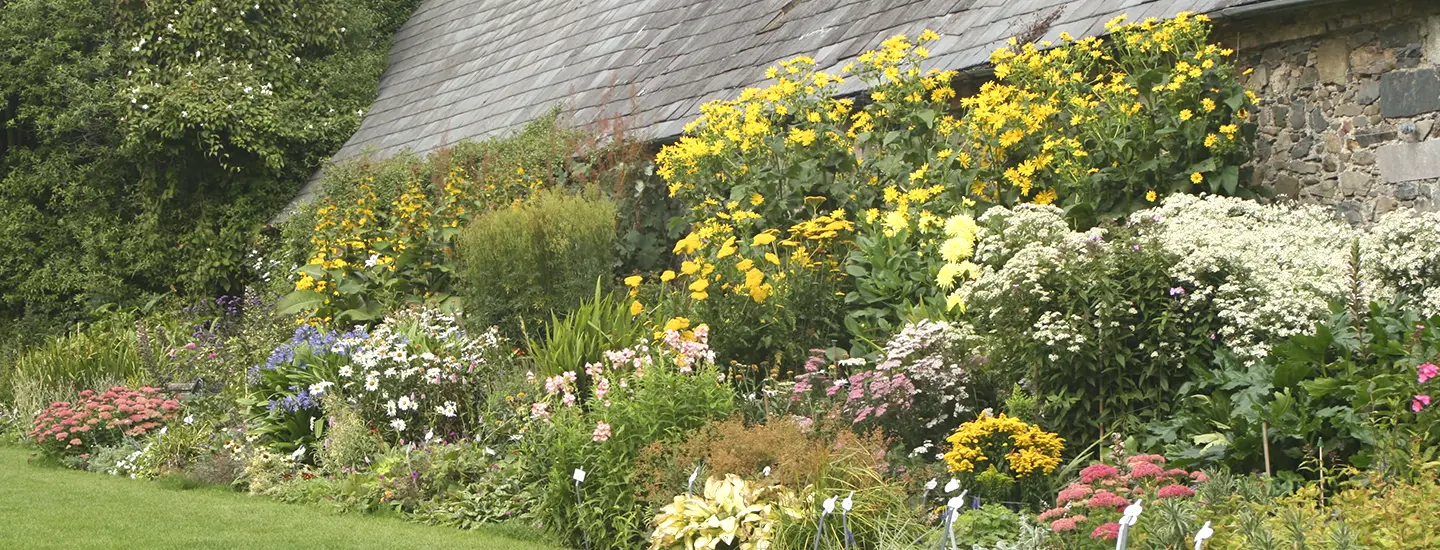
[1157,484,1197,499]
[1049,517,1081,532]
[1086,490,1129,510]
[1057,483,1093,505]
[1128,461,1166,479]
[1091,522,1121,540]
[1080,463,1120,483]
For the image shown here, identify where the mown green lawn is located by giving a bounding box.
[0,446,560,550]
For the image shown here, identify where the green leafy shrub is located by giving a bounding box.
[0,0,418,332]
[456,189,618,332]
[1162,300,1440,477]
[276,113,658,323]
[529,329,734,550]
[318,394,383,474]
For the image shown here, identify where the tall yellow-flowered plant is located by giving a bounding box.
[281,164,552,322]
[950,12,1257,224]
[644,14,1258,363]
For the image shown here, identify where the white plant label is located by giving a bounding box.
[572,468,587,483]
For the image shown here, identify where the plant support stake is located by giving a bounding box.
[573,468,591,550]
[814,495,837,550]
[1193,521,1214,550]
[1116,498,1143,550]
[841,492,854,550]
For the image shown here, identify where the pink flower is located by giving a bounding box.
[1080,464,1119,483]
[1419,363,1438,384]
[1057,483,1093,505]
[530,402,550,419]
[1091,522,1121,540]
[1086,490,1128,510]
[1129,462,1166,478]
[68,438,82,446]
[1037,507,1068,522]
[1190,471,1209,482]
[591,421,612,443]
[1126,454,1167,465]
[1082,489,1128,512]
[1414,394,1432,412]
[1050,517,1081,532]
[1157,484,1196,499]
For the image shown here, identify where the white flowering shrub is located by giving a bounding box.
[248,308,511,454]
[958,202,1233,440]
[1362,210,1440,316]
[333,309,506,445]
[1132,194,1354,362]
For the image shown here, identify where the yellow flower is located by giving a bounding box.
[735,258,754,272]
[1190,172,1203,184]
[624,275,643,287]
[688,278,709,292]
[750,193,765,206]
[1178,109,1192,121]
[663,317,691,332]
[1146,189,1158,202]
[744,268,765,290]
[660,270,677,282]
[1201,97,1215,112]
[752,232,777,246]
[681,260,701,275]
[1204,133,1218,148]
[629,300,643,316]
[764,252,780,265]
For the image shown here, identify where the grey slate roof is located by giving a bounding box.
[328,0,1292,167]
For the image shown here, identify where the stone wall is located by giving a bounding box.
[1222,0,1440,223]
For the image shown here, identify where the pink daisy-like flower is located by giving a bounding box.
[1157,484,1197,499]
[1080,463,1120,483]
[1091,522,1121,540]
[1057,483,1093,505]
[1086,490,1129,510]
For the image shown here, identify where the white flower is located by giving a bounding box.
[434,401,457,418]
[364,376,379,391]
[397,395,414,411]
[389,418,406,432]
[338,366,353,377]
[183,415,194,425]
[385,400,397,417]
[309,381,333,396]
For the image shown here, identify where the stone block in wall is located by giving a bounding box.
[1427,16,1440,64]
[1376,139,1440,183]
[1380,68,1440,118]
[1317,38,1349,83]
[1350,44,1397,75]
